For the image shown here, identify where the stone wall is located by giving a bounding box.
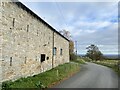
[54,32,69,67]
[1,1,69,82]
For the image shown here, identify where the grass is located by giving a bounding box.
[71,58,86,64]
[2,62,81,89]
[93,60,120,76]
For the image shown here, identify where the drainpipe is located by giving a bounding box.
[52,31,54,68]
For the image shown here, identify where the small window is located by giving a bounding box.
[60,49,63,55]
[41,54,45,62]
[53,47,57,55]
[13,18,15,27]
[43,44,47,46]
[25,57,27,64]
[10,57,12,66]
[27,25,29,32]
[46,56,49,60]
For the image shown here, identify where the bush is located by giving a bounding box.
[35,81,45,89]
[70,53,77,61]
[82,57,92,62]
[2,81,11,90]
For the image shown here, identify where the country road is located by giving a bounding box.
[53,62,118,88]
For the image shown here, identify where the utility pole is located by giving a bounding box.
[75,41,77,55]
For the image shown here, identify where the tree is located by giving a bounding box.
[59,30,74,54]
[86,44,103,61]
[59,29,71,40]
[69,40,74,54]
[59,30,77,61]
[69,40,77,61]
[59,29,74,54]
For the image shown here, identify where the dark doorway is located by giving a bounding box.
[41,54,45,62]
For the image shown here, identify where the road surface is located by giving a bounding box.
[53,62,118,88]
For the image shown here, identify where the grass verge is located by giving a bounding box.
[2,62,80,89]
[71,58,86,64]
[93,60,120,76]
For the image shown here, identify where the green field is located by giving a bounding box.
[93,60,120,76]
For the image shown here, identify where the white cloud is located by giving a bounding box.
[85,30,96,33]
[73,21,113,29]
[19,0,119,2]
[21,1,118,54]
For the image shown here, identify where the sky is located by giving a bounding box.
[19,0,118,55]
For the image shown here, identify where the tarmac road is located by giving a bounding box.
[53,62,118,88]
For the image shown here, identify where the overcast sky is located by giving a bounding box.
[19,0,118,55]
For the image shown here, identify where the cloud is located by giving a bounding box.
[19,0,119,2]
[21,1,118,54]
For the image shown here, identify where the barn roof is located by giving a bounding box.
[12,0,69,42]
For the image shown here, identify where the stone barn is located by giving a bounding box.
[0,0,69,82]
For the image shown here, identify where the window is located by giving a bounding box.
[41,54,45,62]
[13,18,15,27]
[53,47,57,55]
[60,49,63,55]
[10,57,12,66]
[46,56,49,60]
[25,57,27,64]
[27,25,29,32]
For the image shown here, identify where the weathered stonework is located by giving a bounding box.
[1,0,69,82]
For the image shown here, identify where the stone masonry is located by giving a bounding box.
[0,0,69,82]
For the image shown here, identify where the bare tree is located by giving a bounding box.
[59,30,77,61]
[59,29,71,40]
